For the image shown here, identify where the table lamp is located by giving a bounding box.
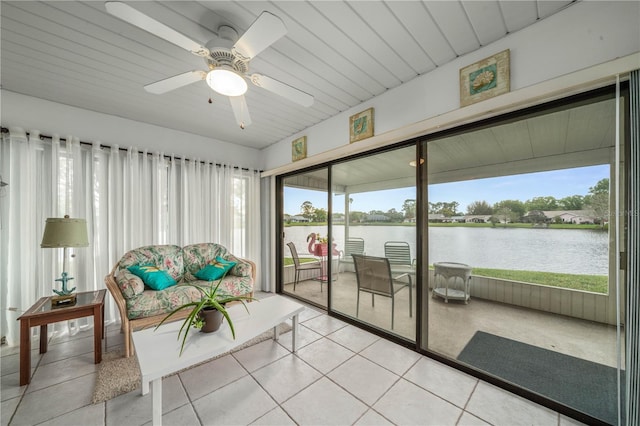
[41,215,89,306]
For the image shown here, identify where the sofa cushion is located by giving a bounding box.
[128,264,177,290]
[225,254,253,277]
[194,256,237,281]
[125,283,203,320]
[189,276,254,298]
[114,269,146,299]
[117,245,184,283]
[182,243,231,281]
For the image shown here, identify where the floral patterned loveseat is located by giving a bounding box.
[104,243,255,357]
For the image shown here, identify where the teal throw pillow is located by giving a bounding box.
[127,264,177,290]
[195,256,237,281]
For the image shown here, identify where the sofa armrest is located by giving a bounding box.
[227,256,256,281]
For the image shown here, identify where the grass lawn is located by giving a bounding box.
[285,258,607,293]
[470,267,608,293]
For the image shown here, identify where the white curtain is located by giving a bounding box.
[0,129,261,346]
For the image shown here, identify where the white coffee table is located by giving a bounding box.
[132,295,305,426]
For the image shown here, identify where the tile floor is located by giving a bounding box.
[1,292,585,426]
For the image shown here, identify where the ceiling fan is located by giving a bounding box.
[105,2,314,129]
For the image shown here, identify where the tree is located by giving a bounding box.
[386,208,405,222]
[558,195,584,210]
[428,201,443,215]
[429,201,460,217]
[466,200,493,215]
[584,178,610,226]
[586,193,609,225]
[402,199,416,220]
[349,211,366,223]
[494,200,525,221]
[525,196,558,212]
[440,201,460,217]
[313,207,327,222]
[492,207,518,227]
[589,178,609,194]
[300,201,314,219]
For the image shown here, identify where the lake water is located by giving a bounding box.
[284,225,609,276]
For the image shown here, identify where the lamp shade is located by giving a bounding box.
[41,216,89,248]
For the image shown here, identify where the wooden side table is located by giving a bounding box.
[17,289,106,386]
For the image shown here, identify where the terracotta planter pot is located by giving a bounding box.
[199,307,223,333]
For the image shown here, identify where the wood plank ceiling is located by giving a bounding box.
[1,1,576,150]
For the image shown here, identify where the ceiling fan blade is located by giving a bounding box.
[105,1,210,57]
[250,74,314,107]
[232,11,286,61]
[229,96,252,129]
[144,71,206,94]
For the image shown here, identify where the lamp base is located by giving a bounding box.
[51,293,76,308]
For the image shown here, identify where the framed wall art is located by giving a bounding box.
[460,49,510,107]
[349,107,374,143]
[291,136,307,162]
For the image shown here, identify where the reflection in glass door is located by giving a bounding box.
[281,169,329,308]
[331,147,417,341]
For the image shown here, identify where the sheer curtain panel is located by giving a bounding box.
[0,129,261,346]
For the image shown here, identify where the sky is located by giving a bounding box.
[284,164,609,215]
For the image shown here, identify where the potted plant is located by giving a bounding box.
[156,271,255,355]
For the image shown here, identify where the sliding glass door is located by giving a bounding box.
[419,86,627,424]
[330,147,417,341]
[276,84,628,424]
[281,168,329,308]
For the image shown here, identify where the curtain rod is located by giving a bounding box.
[0,126,262,173]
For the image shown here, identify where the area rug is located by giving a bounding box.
[92,322,292,404]
[457,331,624,425]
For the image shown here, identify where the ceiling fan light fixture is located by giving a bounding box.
[206,68,247,96]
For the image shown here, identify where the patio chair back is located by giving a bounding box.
[287,242,322,291]
[352,254,412,329]
[384,241,414,268]
[338,237,365,271]
[352,254,393,297]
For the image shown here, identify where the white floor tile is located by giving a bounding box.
[2,308,585,426]
[0,349,40,377]
[374,378,462,426]
[354,409,394,425]
[0,371,27,402]
[141,403,201,426]
[360,338,421,376]
[1,396,20,426]
[295,337,355,374]
[276,325,323,350]
[179,354,247,401]
[40,335,95,365]
[466,381,559,426]
[300,314,348,336]
[26,352,98,393]
[326,324,380,353]
[232,338,292,372]
[10,374,95,425]
[251,354,322,403]
[105,375,189,426]
[282,377,368,425]
[251,407,297,425]
[36,402,105,426]
[457,411,491,425]
[192,375,277,425]
[328,355,399,405]
[404,357,478,408]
